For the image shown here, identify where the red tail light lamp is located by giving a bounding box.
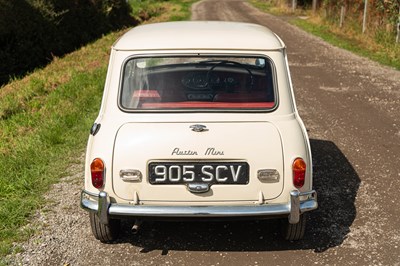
[293,158,306,188]
[91,158,105,189]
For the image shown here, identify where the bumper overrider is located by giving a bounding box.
[80,189,317,225]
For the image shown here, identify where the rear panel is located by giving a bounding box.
[112,122,284,203]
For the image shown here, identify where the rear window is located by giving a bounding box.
[119,56,276,111]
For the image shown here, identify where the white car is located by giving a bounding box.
[81,21,317,242]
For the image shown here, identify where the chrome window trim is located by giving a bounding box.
[116,53,279,113]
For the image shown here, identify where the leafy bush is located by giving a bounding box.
[0,0,135,86]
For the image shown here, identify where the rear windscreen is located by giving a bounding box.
[119,56,276,111]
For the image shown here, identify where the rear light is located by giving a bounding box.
[91,158,105,189]
[293,158,306,188]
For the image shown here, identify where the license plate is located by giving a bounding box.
[148,162,249,184]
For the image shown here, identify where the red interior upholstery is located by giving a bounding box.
[132,90,161,102]
[213,91,268,102]
[141,102,274,109]
[134,90,274,109]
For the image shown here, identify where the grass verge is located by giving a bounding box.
[128,0,195,23]
[249,0,400,70]
[249,0,294,16]
[292,18,400,70]
[0,0,197,262]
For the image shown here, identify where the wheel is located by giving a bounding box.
[89,212,121,243]
[281,213,307,241]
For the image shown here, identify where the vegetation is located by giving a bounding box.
[292,17,400,69]
[0,0,196,261]
[128,0,197,23]
[249,0,400,70]
[0,0,134,86]
[322,0,399,28]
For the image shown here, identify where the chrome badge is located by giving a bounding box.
[190,124,208,132]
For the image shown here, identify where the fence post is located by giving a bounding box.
[397,8,400,43]
[397,21,400,43]
[362,0,368,33]
[340,6,345,28]
[312,0,317,13]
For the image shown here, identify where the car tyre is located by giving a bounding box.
[282,213,307,241]
[89,212,121,243]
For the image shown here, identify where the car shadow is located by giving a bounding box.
[118,139,360,253]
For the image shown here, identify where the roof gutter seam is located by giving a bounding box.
[112,47,285,52]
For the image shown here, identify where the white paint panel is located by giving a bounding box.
[112,122,284,201]
[113,21,284,51]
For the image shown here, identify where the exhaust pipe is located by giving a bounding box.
[131,220,142,234]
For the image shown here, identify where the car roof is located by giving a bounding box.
[113,21,285,51]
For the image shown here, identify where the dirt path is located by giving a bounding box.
[8,0,400,265]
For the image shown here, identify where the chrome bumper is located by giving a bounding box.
[80,190,317,225]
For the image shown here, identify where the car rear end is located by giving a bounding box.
[80,21,317,242]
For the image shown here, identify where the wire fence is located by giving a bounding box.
[288,0,400,43]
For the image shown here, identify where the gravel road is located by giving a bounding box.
[7,0,400,265]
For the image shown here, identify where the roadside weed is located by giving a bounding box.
[249,0,400,70]
[0,0,198,259]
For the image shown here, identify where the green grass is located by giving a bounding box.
[129,0,165,21]
[0,36,112,259]
[129,0,196,23]
[249,0,284,16]
[292,19,371,54]
[249,0,400,70]
[292,19,400,70]
[0,0,197,262]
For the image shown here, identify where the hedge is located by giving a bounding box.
[0,0,136,86]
